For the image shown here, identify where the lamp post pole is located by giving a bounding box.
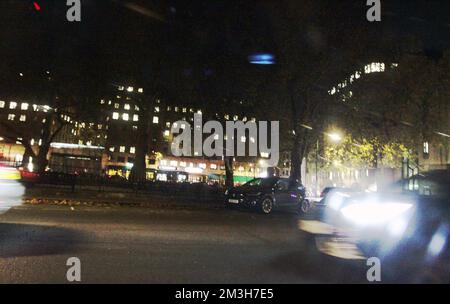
[315,139,319,196]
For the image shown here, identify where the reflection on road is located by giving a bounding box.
[298,219,365,260]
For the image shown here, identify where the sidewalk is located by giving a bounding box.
[23,185,224,210]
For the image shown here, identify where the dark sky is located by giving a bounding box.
[0,0,448,100]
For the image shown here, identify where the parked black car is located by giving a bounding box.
[224,177,307,214]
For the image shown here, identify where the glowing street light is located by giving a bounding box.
[327,132,343,143]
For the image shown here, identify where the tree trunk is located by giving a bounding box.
[290,134,303,183]
[224,156,234,188]
[130,112,149,183]
[37,143,50,174]
[37,114,53,174]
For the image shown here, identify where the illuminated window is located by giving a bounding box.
[138,88,144,93]
[153,116,159,124]
[118,86,124,91]
[112,112,119,120]
[133,114,139,122]
[164,130,170,137]
[8,114,15,121]
[127,87,134,92]
[167,106,171,111]
[166,122,171,128]
[423,142,429,154]
[170,160,178,167]
[224,114,229,120]
[155,107,160,113]
[9,102,17,109]
[124,104,130,110]
[119,146,126,153]
[114,103,120,109]
[210,164,217,170]
[132,126,138,131]
[234,115,239,121]
[19,115,26,122]
[0,101,5,108]
[261,152,269,158]
[100,99,105,104]
[130,147,136,154]
[174,107,179,112]
[20,103,29,110]
[122,113,129,121]
[98,124,103,130]
[182,107,187,113]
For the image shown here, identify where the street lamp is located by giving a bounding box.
[327,132,343,143]
[315,131,343,195]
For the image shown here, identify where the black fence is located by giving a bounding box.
[24,171,225,202]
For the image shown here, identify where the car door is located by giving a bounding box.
[285,181,303,207]
[274,179,290,206]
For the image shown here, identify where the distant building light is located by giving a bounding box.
[130,147,136,154]
[21,103,29,110]
[423,142,429,154]
[260,152,269,158]
[19,115,26,122]
[127,87,134,92]
[122,113,129,121]
[119,146,126,153]
[153,116,159,124]
[9,102,17,109]
[138,88,144,93]
[133,114,139,122]
[185,167,203,174]
[50,143,105,150]
[124,104,131,110]
[0,100,5,108]
[112,112,119,120]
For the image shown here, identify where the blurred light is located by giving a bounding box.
[248,53,275,65]
[327,192,350,211]
[341,202,413,226]
[328,132,342,142]
[50,143,104,150]
[427,225,448,258]
[386,217,409,237]
[185,167,203,174]
[33,2,41,11]
[126,163,134,169]
[159,166,176,171]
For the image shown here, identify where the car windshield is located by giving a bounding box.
[244,178,278,188]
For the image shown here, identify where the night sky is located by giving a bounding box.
[0,0,449,101]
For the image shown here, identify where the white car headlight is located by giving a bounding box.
[340,202,413,226]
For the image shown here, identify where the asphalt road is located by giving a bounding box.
[0,204,396,283]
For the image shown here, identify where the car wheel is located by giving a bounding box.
[260,197,274,214]
[300,199,311,214]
